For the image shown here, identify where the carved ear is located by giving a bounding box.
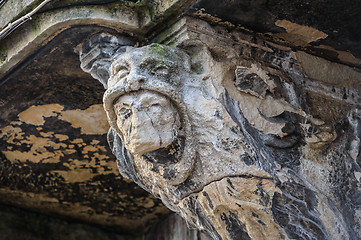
[178,40,238,82]
[178,41,212,76]
[76,33,135,89]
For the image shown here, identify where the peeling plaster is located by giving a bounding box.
[192,9,237,29]
[18,104,109,135]
[2,133,65,163]
[275,19,328,46]
[0,104,115,183]
[18,104,64,125]
[316,45,361,66]
[59,104,109,135]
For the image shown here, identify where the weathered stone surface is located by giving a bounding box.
[80,17,361,239]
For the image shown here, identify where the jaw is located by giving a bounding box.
[126,139,161,156]
[124,127,176,156]
[124,126,163,155]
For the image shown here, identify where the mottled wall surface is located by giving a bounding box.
[0,203,132,240]
[0,26,170,234]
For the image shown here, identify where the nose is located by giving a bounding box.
[130,108,149,130]
[126,73,146,91]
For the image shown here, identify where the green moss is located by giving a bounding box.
[153,22,180,45]
[29,15,42,34]
[0,44,7,63]
[141,43,172,67]
[147,43,167,57]
[106,2,122,16]
[155,27,172,43]
[19,0,44,16]
[134,0,160,22]
[1,0,44,27]
[99,1,141,18]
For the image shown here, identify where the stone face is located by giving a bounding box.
[113,91,180,155]
[103,44,196,188]
[78,17,361,239]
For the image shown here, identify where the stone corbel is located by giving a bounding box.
[78,17,361,240]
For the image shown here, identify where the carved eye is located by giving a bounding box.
[150,103,161,108]
[112,65,129,79]
[145,103,162,114]
[151,65,169,76]
[117,108,132,120]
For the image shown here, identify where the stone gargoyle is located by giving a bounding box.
[77,33,361,240]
